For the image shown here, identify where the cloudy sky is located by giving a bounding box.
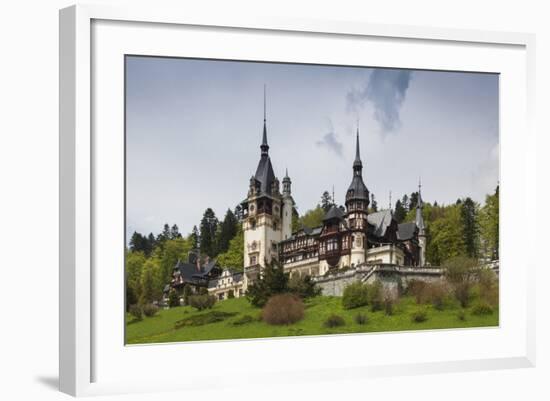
[126,56,499,238]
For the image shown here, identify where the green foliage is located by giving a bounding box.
[231,315,255,326]
[427,205,467,266]
[246,261,289,307]
[168,290,180,308]
[142,303,159,317]
[297,205,325,229]
[159,237,194,286]
[139,258,163,304]
[477,268,499,307]
[323,314,345,328]
[461,197,479,258]
[174,311,237,329]
[129,232,156,256]
[129,304,143,321]
[354,313,369,325]
[444,256,478,307]
[457,309,466,321]
[342,281,369,310]
[182,284,193,305]
[216,209,239,255]
[288,275,322,299]
[471,302,494,316]
[188,294,216,311]
[126,251,146,308]
[393,199,407,223]
[200,208,219,257]
[216,226,244,271]
[367,280,384,312]
[411,309,428,323]
[320,191,333,211]
[262,294,305,325]
[480,186,499,260]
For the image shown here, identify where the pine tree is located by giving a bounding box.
[393,199,407,223]
[170,224,182,239]
[461,197,479,258]
[409,192,419,211]
[200,208,218,257]
[156,223,171,249]
[216,209,239,254]
[190,225,200,250]
[401,194,409,212]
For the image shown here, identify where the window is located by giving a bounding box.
[250,255,257,265]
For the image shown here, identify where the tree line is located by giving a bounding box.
[126,207,243,307]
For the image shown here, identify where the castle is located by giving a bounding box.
[237,106,428,295]
[168,98,439,303]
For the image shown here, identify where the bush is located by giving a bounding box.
[142,303,159,317]
[182,284,193,305]
[246,261,289,307]
[367,280,384,312]
[129,304,142,321]
[323,314,345,328]
[407,279,428,303]
[168,290,180,308]
[384,296,395,316]
[188,294,216,311]
[232,315,255,326]
[342,282,369,310]
[288,275,322,299]
[477,268,499,307]
[174,311,237,329]
[411,310,428,323]
[228,290,235,299]
[262,293,305,325]
[457,309,466,321]
[471,302,494,316]
[354,313,369,325]
[444,256,477,308]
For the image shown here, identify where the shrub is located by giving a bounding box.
[444,256,477,308]
[232,315,255,326]
[425,281,451,310]
[471,302,494,316]
[174,311,237,329]
[477,268,499,307]
[188,294,216,311]
[411,310,428,323]
[354,313,369,325]
[342,282,369,310]
[367,280,384,312]
[323,314,345,328]
[228,290,235,299]
[182,284,193,305]
[457,309,466,321]
[288,275,322,299]
[168,290,180,308]
[262,293,305,325]
[142,303,159,317]
[129,304,142,321]
[407,279,427,303]
[246,261,289,307]
[384,296,395,316]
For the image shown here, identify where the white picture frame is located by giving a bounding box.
[59,4,536,397]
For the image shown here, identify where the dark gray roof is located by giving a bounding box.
[367,209,394,238]
[346,129,369,202]
[254,155,276,196]
[397,222,417,241]
[323,205,345,221]
[174,260,203,281]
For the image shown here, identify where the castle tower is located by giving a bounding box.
[281,168,294,240]
[416,178,427,266]
[242,88,283,288]
[345,127,370,267]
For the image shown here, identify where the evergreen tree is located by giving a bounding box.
[160,237,194,285]
[216,209,239,254]
[246,260,289,307]
[461,197,479,258]
[200,208,218,256]
[216,226,244,270]
[320,191,333,211]
[409,192,419,211]
[156,223,171,249]
[139,258,163,304]
[298,205,325,228]
[393,199,407,223]
[190,225,200,250]
[170,224,182,239]
[147,233,156,255]
[480,185,499,260]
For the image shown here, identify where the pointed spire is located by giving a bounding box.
[416,178,425,235]
[260,84,269,156]
[332,185,335,205]
[389,190,392,211]
[417,177,423,209]
[353,125,363,172]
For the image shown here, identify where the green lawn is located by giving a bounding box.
[125,295,498,344]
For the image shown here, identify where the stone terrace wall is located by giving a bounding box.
[314,264,444,297]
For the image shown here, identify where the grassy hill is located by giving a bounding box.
[125,296,498,345]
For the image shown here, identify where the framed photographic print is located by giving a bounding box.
[59,4,536,397]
